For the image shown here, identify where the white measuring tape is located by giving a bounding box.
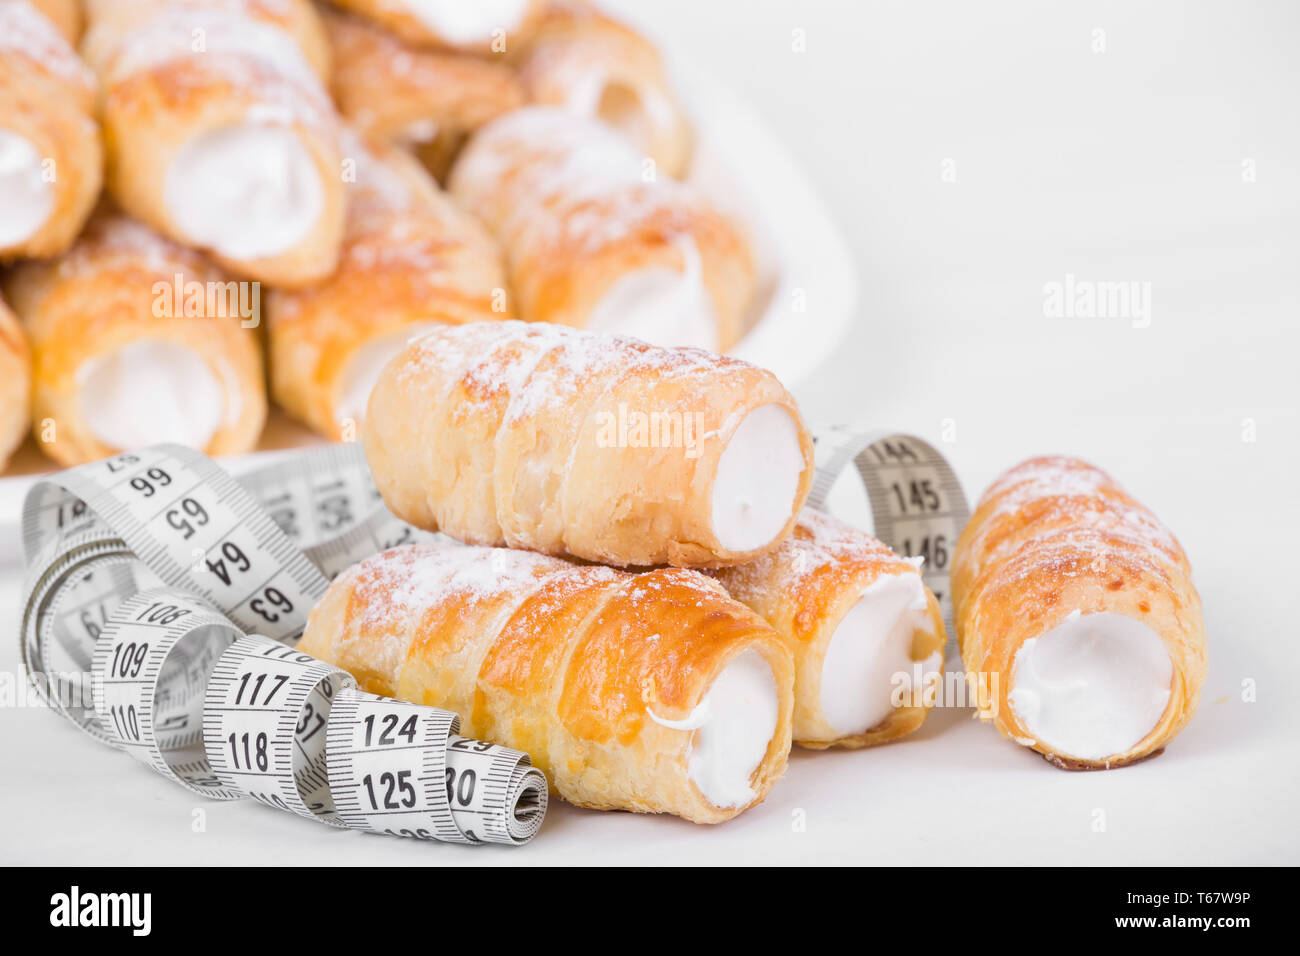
[19,443,547,846]
[17,428,967,846]
[807,427,971,653]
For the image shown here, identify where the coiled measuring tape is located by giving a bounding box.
[808,427,971,654]
[19,443,547,846]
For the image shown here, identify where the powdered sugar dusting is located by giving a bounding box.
[960,456,1192,631]
[978,456,1184,566]
[450,107,723,272]
[0,2,94,88]
[402,321,762,424]
[89,5,336,140]
[717,509,916,595]
[345,540,572,633]
[53,214,216,282]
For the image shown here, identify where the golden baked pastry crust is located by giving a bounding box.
[952,456,1207,769]
[299,542,796,823]
[363,321,814,568]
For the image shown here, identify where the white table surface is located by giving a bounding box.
[3,0,1297,865]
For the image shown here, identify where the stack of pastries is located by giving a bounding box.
[301,321,956,821]
[0,0,752,472]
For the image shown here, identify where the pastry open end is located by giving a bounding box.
[0,1,101,261]
[3,212,266,466]
[711,511,947,749]
[517,0,692,178]
[449,107,753,352]
[82,0,345,286]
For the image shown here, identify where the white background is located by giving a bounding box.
[2,0,1298,865]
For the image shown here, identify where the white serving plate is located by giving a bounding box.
[0,67,856,562]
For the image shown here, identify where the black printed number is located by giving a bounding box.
[890,479,940,515]
[362,771,416,810]
[129,467,172,497]
[110,641,148,678]
[166,498,209,539]
[250,587,293,624]
[445,768,476,807]
[362,712,418,747]
[227,731,269,771]
[900,534,949,570]
[206,542,252,586]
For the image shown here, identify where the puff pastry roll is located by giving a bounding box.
[0,1,102,260]
[952,456,1207,769]
[518,0,691,178]
[298,541,795,823]
[326,0,543,55]
[323,8,523,181]
[0,293,31,471]
[268,137,509,439]
[3,213,266,467]
[710,511,946,749]
[449,107,754,351]
[82,0,345,286]
[364,321,813,568]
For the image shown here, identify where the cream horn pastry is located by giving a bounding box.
[449,107,754,352]
[0,1,102,260]
[325,0,543,56]
[323,8,523,181]
[518,0,691,179]
[364,321,813,568]
[268,136,509,439]
[298,540,795,823]
[3,212,266,467]
[710,511,946,749]
[0,293,31,471]
[951,456,1207,769]
[81,0,345,287]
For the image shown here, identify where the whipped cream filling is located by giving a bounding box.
[165,121,323,260]
[336,322,443,428]
[711,403,804,552]
[650,648,779,809]
[1008,610,1173,761]
[77,340,227,451]
[402,0,530,45]
[819,573,935,737]
[0,129,53,247]
[583,237,717,350]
